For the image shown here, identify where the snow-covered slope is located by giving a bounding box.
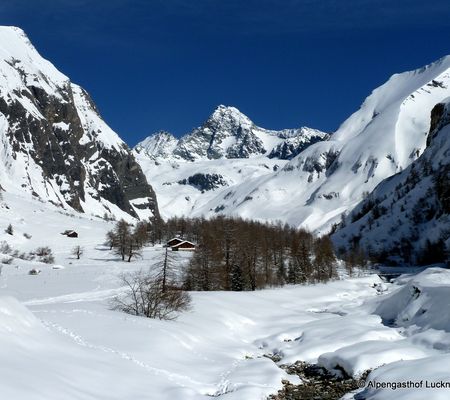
[151,57,450,232]
[0,26,159,220]
[332,99,450,264]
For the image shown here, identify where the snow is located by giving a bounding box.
[1,193,450,399]
[134,154,287,219]
[0,26,68,94]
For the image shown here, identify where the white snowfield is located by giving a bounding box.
[1,193,450,399]
[136,56,450,233]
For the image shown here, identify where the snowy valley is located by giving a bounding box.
[1,196,450,399]
[0,24,449,400]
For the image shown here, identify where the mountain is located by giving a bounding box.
[135,56,450,230]
[136,105,327,161]
[0,26,159,220]
[133,106,327,219]
[134,131,178,159]
[151,56,449,232]
[332,99,450,265]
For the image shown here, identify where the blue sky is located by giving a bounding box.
[2,0,450,144]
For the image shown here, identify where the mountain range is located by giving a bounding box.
[135,57,450,243]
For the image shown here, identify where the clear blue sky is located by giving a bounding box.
[2,0,450,145]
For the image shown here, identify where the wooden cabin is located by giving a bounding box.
[171,240,196,251]
[166,237,184,247]
[61,230,78,238]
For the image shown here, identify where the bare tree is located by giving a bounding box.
[107,220,144,262]
[111,271,191,320]
[72,245,84,260]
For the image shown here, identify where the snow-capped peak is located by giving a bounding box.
[208,104,254,130]
[134,105,327,161]
[134,131,179,158]
[0,26,69,92]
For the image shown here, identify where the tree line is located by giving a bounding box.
[107,215,338,291]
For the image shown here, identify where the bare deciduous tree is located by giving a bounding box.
[72,245,84,260]
[111,271,191,320]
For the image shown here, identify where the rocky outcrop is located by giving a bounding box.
[178,173,227,192]
[268,130,327,160]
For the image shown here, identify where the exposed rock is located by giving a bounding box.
[178,173,227,191]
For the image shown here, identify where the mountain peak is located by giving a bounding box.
[0,25,68,90]
[208,105,253,129]
[134,130,178,158]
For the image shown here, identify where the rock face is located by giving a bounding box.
[0,26,159,220]
[136,105,327,161]
[268,129,327,160]
[332,99,450,265]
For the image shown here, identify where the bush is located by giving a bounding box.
[1,257,13,264]
[111,271,191,320]
[34,246,55,264]
[23,233,32,239]
[35,246,52,257]
[5,224,13,235]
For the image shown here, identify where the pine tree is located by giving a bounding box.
[231,263,243,291]
[5,224,13,235]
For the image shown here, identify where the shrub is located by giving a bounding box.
[35,246,55,264]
